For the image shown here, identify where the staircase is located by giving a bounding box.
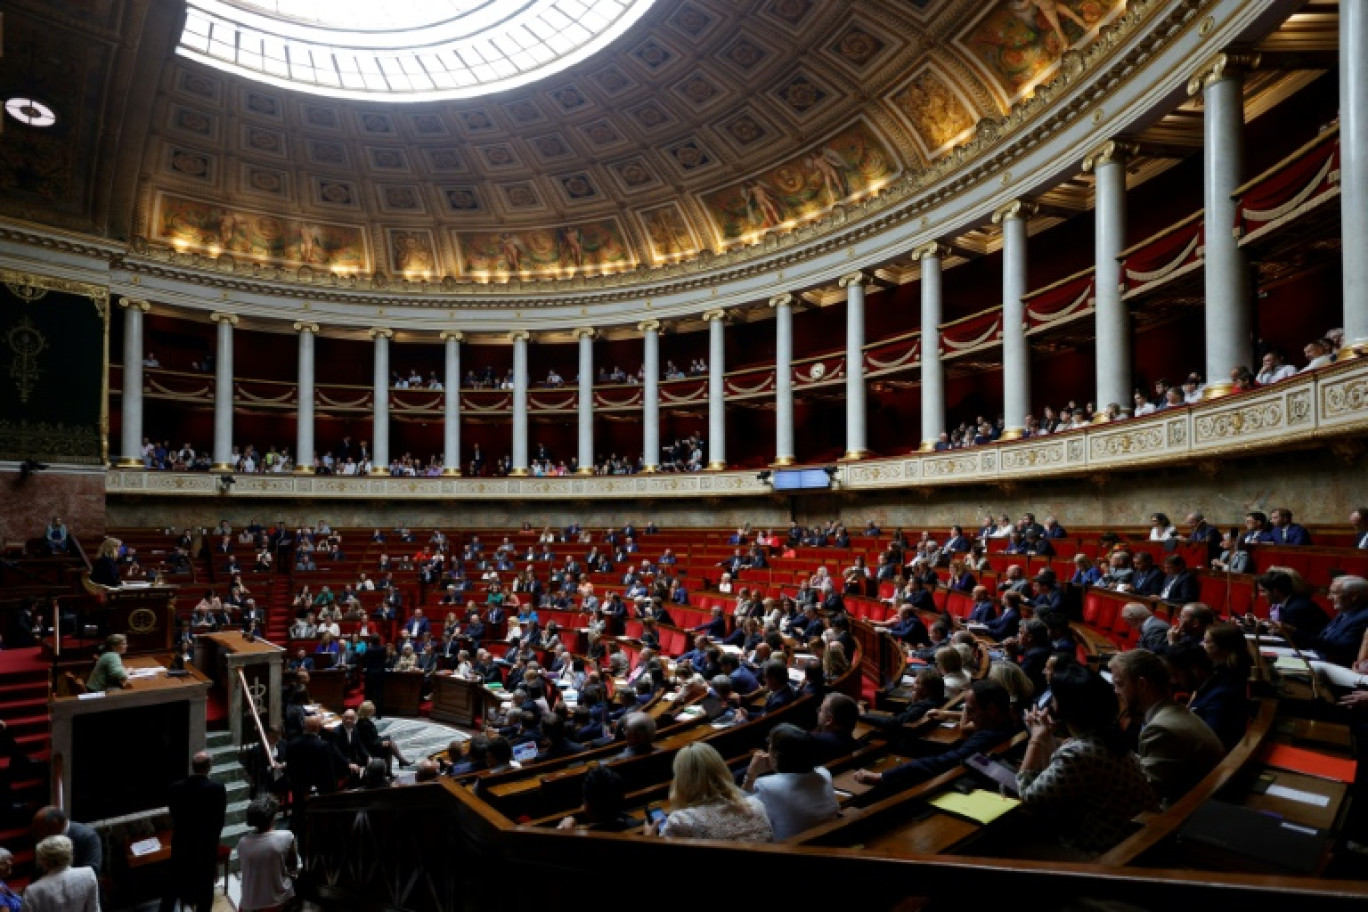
[0,649,51,892]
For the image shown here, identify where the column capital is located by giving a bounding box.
[571,327,596,340]
[118,297,150,312]
[910,242,950,262]
[210,311,239,326]
[991,199,1039,225]
[768,292,793,308]
[1187,51,1261,96]
[637,319,662,334]
[701,308,727,323]
[838,271,868,289]
[1082,139,1139,172]
[439,330,465,342]
[508,330,531,342]
[293,321,319,334]
[368,327,394,340]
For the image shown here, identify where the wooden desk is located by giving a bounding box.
[304,669,350,714]
[50,656,212,819]
[383,671,425,717]
[196,631,285,743]
[430,673,499,726]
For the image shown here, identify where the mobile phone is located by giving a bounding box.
[646,806,667,825]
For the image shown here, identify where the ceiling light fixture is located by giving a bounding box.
[5,97,57,128]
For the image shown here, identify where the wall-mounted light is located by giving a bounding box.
[5,98,57,128]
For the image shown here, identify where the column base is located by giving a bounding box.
[368,467,391,476]
[211,463,235,473]
[642,465,660,474]
[1091,412,1113,424]
[772,456,796,467]
[918,440,939,453]
[441,467,462,476]
[998,428,1024,442]
[842,450,870,461]
[509,468,529,477]
[114,458,144,469]
[1338,339,1367,361]
[706,461,727,472]
[1201,381,1236,400]
[293,466,315,475]
[574,467,595,475]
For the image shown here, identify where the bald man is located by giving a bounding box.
[162,750,226,911]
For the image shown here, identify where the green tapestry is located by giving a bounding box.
[0,271,107,465]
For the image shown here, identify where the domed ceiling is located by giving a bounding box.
[1,0,1132,288]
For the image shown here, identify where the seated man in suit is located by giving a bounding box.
[328,709,371,782]
[1027,571,1062,613]
[1121,602,1172,653]
[756,660,796,715]
[871,605,929,648]
[1157,555,1200,605]
[1311,574,1368,666]
[854,680,1020,788]
[692,606,727,639]
[1164,602,1216,654]
[1129,552,1165,598]
[1268,507,1312,546]
[810,692,860,762]
[1256,570,1328,649]
[719,653,761,697]
[983,589,1025,641]
[1109,649,1223,808]
[401,608,430,640]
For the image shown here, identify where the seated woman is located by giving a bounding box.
[87,634,130,691]
[1017,665,1157,857]
[934,645,971,699]
[1070,554,1102,587]
[648,742,772,842]
[356,700,411,775]
[90,538,122,587]
[314,631,340,657]
[946,559,976,593]
[394,643,418,672]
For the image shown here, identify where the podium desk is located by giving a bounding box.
[382,671,425,717]
[196,632,285,743]
[50,656,212,821]
[430,673,500,726]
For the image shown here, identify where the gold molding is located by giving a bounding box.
[441,467,462,476]
[508,467,529,476]
[1082,140,1139,172]
[1187,51,1262,97]
[910,242,950,262]
[772,456,796,467]
[117,297,151,313]
[991,199,1039,225]
[637,319,661,334]
[706,461,727,471]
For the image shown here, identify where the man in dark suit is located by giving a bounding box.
[1268,507,1312,546]
[287,716,350,811]
[329,709,371,775]
[31,806,102,876]
[161,752,227,912]
[1130,552,1165,597]
[811,693,860,761]
[402,608,431,640]
[1157,555,1200,605]
[941,525,971,555]
[757,660,796,715]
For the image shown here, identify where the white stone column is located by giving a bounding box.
[573,328,595,474]
[640,320,661,472]
[703,309,727,470]
[1190,53,1257,395]
[293,322,318,473]
[510,330,530,476]
[117,298,149,467]
[441,331,463,475]
[1083,140,1136,419]
[839,272,869,459]
[1344,3,1368,353]
[770,293,795,466]
[912,244,949,450]
[369,327,392,474]
[210,312,237,471]
[994,200,1036,439]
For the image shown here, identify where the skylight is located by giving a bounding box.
[177,0,658,101]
